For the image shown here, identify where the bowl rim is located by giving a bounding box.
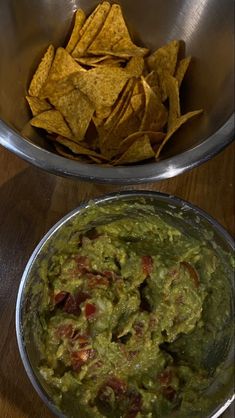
[15,190,235,418]
[1,113,234,184]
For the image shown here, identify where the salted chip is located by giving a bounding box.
[96,78,134,137]
[30,110,73,139]
[175,56,191,88]
[147,40,180,101]
[54,135,107,160]
[40,76,75,101]
[44,47,84,84]
[126,56,144,77]
[71,67,130,108]
[145,71,161,99]
[75,55,125,68]
[72,2,111,57]
[140,78,168,131]
[26,96,51,116]
[88,4,148,58]
[166,75,181,131]
[119,130,165,154]
[28,45,55,97]
[114,134,155,165]
[66,9,86,54]
[50,89,94,141]
[155,109,203,159]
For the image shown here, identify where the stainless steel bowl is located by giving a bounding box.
[16,191,234,418]
[0,0,234,183]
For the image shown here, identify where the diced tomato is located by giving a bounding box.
[63,294,79,315]
[126,392,142,418]
[180,261,200,287]
[106,377,127,396]
[76,291,90,306]
[133,321,144,336]
[54,291,69,306]
[56,323,74,339]
[162,386,177,402]
[71,349,95,371]
[142,256,153,276]
[85,302,96,318]
[158,369,173,386]
[75,255,90,274]
[86,273,109,288]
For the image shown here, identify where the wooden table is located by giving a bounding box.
[0,143,234,418]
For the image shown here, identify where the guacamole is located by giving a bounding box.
[28,201,233,418]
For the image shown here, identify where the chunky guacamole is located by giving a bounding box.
[27,201,233,418]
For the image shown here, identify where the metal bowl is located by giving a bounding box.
[0,0,234,184]
[16,191,234,418]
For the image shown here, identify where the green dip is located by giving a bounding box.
[27,201,233,418]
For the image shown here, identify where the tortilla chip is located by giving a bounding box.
[40,76,75,101]
[140,78,168,131]
[175,56,191,88]
[88,4,148,58]
[26,96,52,116]
[114,134,155,165]
[72,2,111,57]
[119,130,165,154]
[45,47,84,83]
[126,56,144,77]
[145,71,162,99]
[50,89,94,141]
[71,67,130,108]
[147,40,180,101]
[166,75,181,131]
[155,109,203,158]
[66,9,86,54]
[30,110,73,138]
[54,143,90,162]
[53,135,107,160]
[75,55,124,68]
[28,45,55,97]
[79,3,101,38]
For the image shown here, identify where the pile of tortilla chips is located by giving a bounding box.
[26,1,203,166]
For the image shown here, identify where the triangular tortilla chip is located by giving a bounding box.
[75,55,124,68]
[147,40,180,101]
[125,56,144,77]
[119,130,165,154]
[66,9,86,54]
[165,75,181,131]
[28,45,55,97]
[46,47,84,82]
[88,4,148,58]
[26,96,52,116]
[50,89,94,141]
[155,109,203,158]
[40,76,75,101]
[30,110,73,138]
[71,67,131,108]
[72,2,111,57]
[175,56,191,88]
[53,135,108,160]
[140,78,168,131]
[114,134,155,165]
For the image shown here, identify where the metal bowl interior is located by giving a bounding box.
[0,0,234,183]
[16,191,234,418]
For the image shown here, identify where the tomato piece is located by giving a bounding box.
[159,369,173,386]
[162,386,177,402]
[76,291,90,306]
[180,261,200,287]
[85,302,96,318]
[63,294,79,315]
[75,255,90,274]
[71,349,95,371]
[142,256,153,276]
[56,323,74,339]
[86,273,109,288]
[54,291,69,306]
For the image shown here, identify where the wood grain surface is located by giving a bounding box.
[0,143,234,418]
